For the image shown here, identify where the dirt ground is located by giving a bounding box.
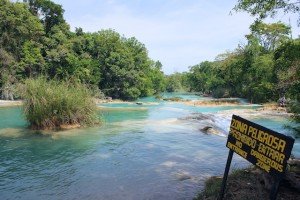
[195,166,300,200]
[221,168,299,200]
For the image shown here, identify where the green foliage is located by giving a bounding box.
[23,0,66,34]
[275,39,300,135]
[17,77,100,130]
[274,39,300,98]
[184,21,292,103]
[162,96,183,101]
[248,21,291,51]
[187,61,225,95]
[165,73,182,92]
[287,100,300,135]
[151,61,165,94]
[0,0,164,101]
[233,0,300,25]
[193,176,222,200]
[0,48,17,90]
[211,87,231,98]
[18,41,45,78]
[91,31,161,100]
[0,0,44,57]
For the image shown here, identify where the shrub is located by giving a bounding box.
[286,100,300,137]
[18,77,100,130]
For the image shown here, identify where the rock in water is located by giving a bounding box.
[174,172,192,181]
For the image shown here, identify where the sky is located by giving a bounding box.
[51,0,299,74]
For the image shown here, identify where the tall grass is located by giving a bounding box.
[18,77,100,130]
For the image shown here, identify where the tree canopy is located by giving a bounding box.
[232,0,300,135]
[233,0,300,25]
[0,0,165,100]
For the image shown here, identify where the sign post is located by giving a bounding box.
[219,115,295,200]
[218,149,233,200]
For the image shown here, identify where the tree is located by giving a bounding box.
[274,39,300,135]
[215,51,245,97]
[247,21,291,52]
[23,0,66,34]
[165,73,182,92]
[0,0,45,99]
[188,61,224,95]
[0,48,17,100]
[274,39,300,98]
[233,0,300,25]
[0,0,44,60]
[91,30,161,100]
[151,61,165,94]
[18,41,45,78]
[0,0,163,101]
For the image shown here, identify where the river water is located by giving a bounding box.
[0,94,299,200]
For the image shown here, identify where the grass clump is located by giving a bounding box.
[18,77,100,130]
[194,176,222,200]
[194,166,300,200]
[162,96,183,101]
[194,167,265,200]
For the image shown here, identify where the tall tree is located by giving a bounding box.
[248,21,291,52]
[165,73,183,92]
[18,41,45,78]
[274,39,300,98]
[23,0,66,34]
[188,61,224,96]
[151,61,165,94]
[274,39,300,134]
[0,0,44,60]
[0,0,44,98]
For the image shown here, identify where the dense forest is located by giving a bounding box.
[0,0,299,106]
[166,25,300,132]
[167,22,299,104]
[0,0,165,100]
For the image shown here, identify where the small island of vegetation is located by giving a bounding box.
[17,77,100,130]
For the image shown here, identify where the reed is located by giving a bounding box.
[18,77,100,130]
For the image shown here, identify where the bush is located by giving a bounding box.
[286,100,300,136]
[212,87,231,98]
[18,77,100,130]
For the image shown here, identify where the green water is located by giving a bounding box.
[0,95,299,200]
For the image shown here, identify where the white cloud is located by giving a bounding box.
[52,0,299,74]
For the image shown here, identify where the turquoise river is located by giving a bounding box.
[0,93,299,200]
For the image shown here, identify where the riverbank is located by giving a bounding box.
[0,100,22,107]
[1,99,289,118]
[194,162,300,200]
[179,99,284,108]
[216,106,290,118]
[183,99,246,107]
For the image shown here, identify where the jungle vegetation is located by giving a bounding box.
[0,0,299,132]
[0,0,165,101]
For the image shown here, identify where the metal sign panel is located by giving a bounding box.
[226,115,295,176]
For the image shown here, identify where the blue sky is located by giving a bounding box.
[52,0,299,74]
